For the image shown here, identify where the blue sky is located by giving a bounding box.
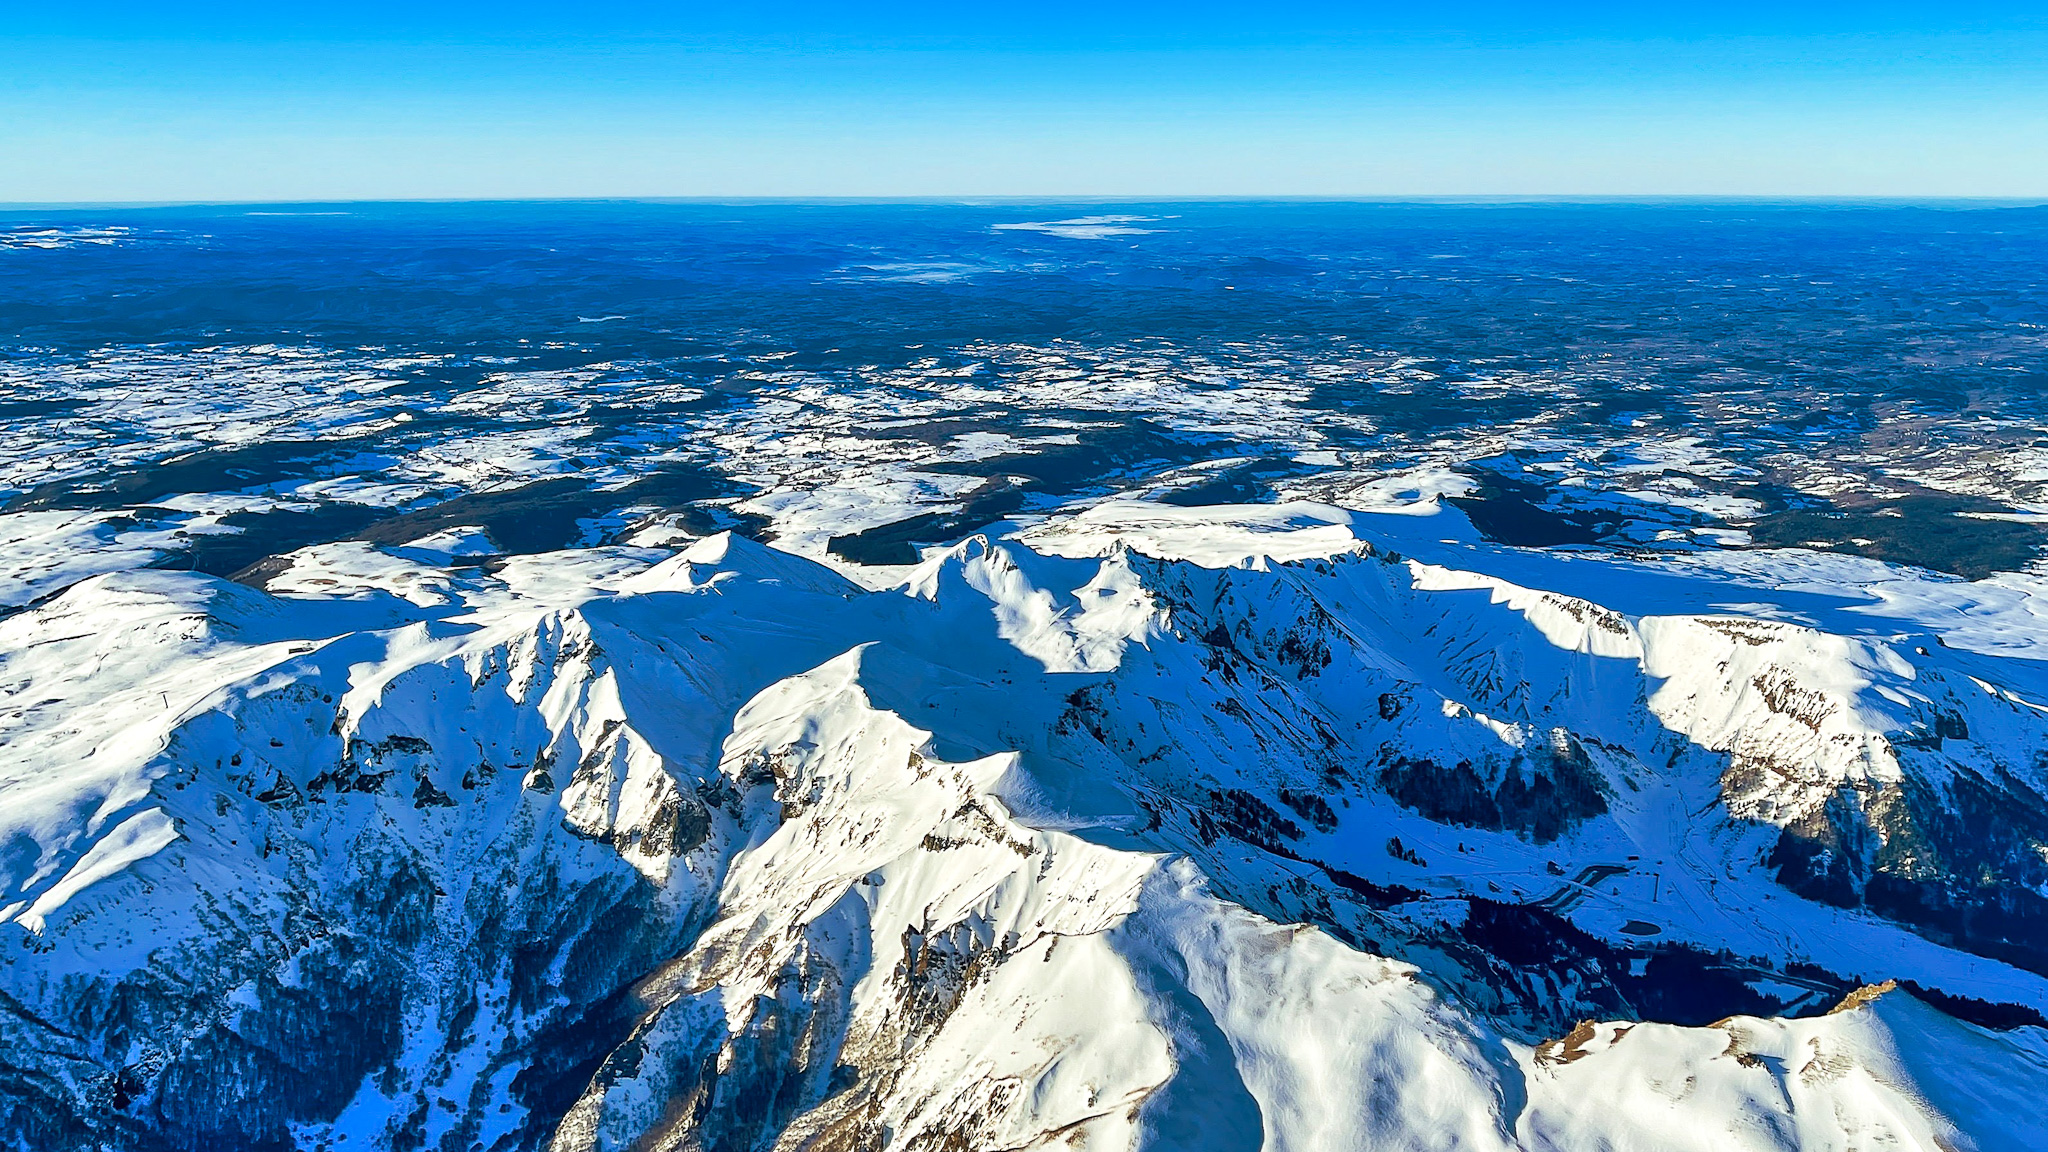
[3,2,2045,201]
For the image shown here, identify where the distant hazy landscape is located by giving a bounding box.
[6,200,2048,598]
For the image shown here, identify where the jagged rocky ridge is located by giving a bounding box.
[2,503,2046,1150]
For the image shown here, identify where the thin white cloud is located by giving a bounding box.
[0,225,133,250]
[992,215,1161,239]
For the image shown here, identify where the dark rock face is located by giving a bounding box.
[1771,768,2048,977]
[2,823,697,1152]
[1377,741,1608,844]
[586,950,852,1152]
[3,837,426,1152]
[1197,788,1303,848]
[147,932,409,1152]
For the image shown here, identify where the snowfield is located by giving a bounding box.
[3,503,2046,1150]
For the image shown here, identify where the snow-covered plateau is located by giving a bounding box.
[3,500,2046,1151]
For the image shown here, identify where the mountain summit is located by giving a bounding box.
[4,504,2044,1150]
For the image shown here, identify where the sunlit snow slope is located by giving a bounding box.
[3,503,2046,1151]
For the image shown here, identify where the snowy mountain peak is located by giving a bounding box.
[4,508,2047,1149]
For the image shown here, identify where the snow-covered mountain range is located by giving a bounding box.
[3,498,2045,1150]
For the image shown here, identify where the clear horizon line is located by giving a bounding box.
[5,193,2047,211]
